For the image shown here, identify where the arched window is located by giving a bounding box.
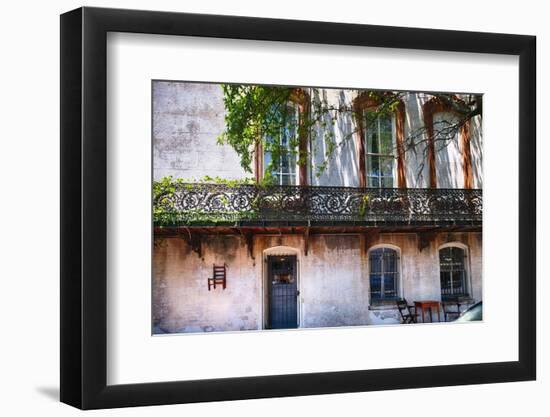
[369,247,399,300]
[439,246,469,299]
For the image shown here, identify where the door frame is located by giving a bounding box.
[261,246,301,330]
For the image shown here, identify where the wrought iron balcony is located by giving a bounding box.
[154,183,482,227]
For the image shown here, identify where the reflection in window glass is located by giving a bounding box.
[365,111,395,188]
[369,247,399,300]
[264,104,299,185]
[439,246,468,299]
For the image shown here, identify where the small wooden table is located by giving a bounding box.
[414,300,441,323]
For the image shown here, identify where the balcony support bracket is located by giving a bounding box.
[418,231,437,252]
[182,227,202,259]
[364,230,380,253]
[241,231,255,260]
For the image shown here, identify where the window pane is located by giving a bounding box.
[265,133,277,146]
[287,153,297,174]
[452,271,465,293]
[367,127,378,153]
[380,114,392,132]
[380,157,394,177]
[368,155,380,176]
[281,174,296,186]
[368,176,379,187]
[281,152,290,172]
[282,104,298,146]
[370,248,398,300]
[379,116,393,154]
[264,103,299,182]
[369,250,382,273]
[452,247,465,264]
[365,111,379,154]
[282,125,295,148]
[383,249,397,271]
[281,131,289,147]
[370,274,382,299]
[381,177,394,188]
[439,247,452,270]
[439,247,467,298]
[264,151,273,176]
[440,271,451,295]
[383,273,396,297]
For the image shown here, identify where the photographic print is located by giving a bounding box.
[152,81,483,334]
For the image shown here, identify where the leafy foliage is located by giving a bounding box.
[217,86,482,181]
[153,176,374,226]
[153,176,260,226]
[218,86,408,178]
[217,85,296,176]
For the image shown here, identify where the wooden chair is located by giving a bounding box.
[441,300,462,322]
[207,264,227,290]
[396,299,417,324]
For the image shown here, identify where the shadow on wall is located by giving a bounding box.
[405,93,429,188]
[310,89,358,187]
[470,115,483,188]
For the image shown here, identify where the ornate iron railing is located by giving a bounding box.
[154,183,482,226]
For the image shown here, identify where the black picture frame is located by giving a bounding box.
[60,6,536,410]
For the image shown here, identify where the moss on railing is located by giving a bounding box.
[153,176,482,227]
[154,176,260,226]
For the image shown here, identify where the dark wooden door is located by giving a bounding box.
[267,255,298,329]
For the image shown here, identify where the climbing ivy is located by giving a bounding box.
[217,86,405,179]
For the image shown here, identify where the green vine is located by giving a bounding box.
[153,175,261,226]
[153,176,375,226]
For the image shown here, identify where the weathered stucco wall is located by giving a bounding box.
[152,82,482,189]
[153,236,260,333]
[152,83,483,333]
[153,81,249,181]
[153,232,482,333]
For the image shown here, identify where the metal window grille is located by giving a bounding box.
[439,246,468,298]
[369,247,399,300]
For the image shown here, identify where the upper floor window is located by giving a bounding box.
[264,103,300,185]
[365,111,396,188]
[439,246,469,299]
[369,247,399,301]
[433,111,464,189]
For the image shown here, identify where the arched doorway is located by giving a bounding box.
[263,246,300,329]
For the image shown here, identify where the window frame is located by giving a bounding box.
[438,243,470,300]
[353,92,407,189]
[368,245,401,304]
[364,110,397,188]
[263,102,300,186]
[422,96,474,189]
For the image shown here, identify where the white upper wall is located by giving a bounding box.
[434,111,464,188]
[402,92,431,188]
[153,82,482,189]
[309,88,360,187]
[470,114,483,188]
